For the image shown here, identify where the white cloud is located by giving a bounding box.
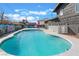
[5,14,13,17]
[19,16,26,20]
[5,8,54,22]
[14,8,53,16]
[48,8,53,11]
[14,9,28,12]
[28,8,54,15]
[20,11,29,16]
[46,8,54,12]
[14,9,29,16]
[13,16,26,22]
[27,16,39,22]
[14,9,20,12]
[5,14,20,18]
[29,11,47,15]
[36,16,39,20]
[27,16,35,21]
[5,13,39,22]
[5,14,26,21]
[12,14,20,17]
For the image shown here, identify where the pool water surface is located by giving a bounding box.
[0,30,71,56]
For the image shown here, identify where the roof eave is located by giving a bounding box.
[53,3,63,12]
[53,3,60,12]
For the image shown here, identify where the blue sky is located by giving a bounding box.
[0,3,57,22]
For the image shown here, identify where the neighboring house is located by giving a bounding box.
[0,20,23,36]
[0,24,6,35]
[12,22,22,31]
[37,20,45,28]
[53,3,79,35]
[0,20,15,35]
[27,23,37,28]
[0,20,9,35]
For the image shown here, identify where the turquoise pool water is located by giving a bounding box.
[0,30,71,56]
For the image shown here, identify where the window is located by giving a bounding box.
[76,4,79,12]
[59,10,63,16]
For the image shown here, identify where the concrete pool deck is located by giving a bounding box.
[43,29,79,56]
[0,28,79,56]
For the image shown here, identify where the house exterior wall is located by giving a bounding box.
[57,4,77,22]
[55,3,79,34]
[57,4,75,17]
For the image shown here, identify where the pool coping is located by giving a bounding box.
[0,28,79,56]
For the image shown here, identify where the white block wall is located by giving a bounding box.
[48,25,59,33]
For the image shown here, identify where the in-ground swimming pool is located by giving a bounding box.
[0,29,71,56]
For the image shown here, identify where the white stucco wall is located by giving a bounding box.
[48,25,59,33]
